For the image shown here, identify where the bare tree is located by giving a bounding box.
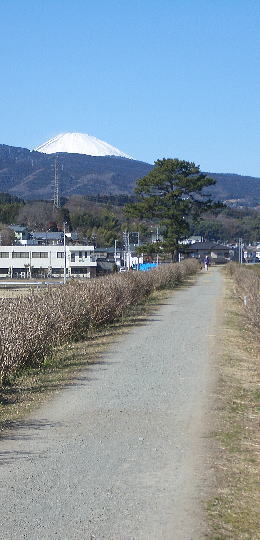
[17,202,56,230]
[0,227,16,245]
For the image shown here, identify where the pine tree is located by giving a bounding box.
[125,158,218,259]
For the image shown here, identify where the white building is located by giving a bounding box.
[243,244,260,262]
[179,235,204,245]
[0,245,97,279]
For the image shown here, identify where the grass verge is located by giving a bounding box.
[206,273,259,539]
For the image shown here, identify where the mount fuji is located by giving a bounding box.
[0,140,259,205]
[34,132,132,158]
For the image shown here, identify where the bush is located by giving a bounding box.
[0,259,199,384]
[226,263,260,328]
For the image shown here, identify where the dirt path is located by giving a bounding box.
[0,268,223,540]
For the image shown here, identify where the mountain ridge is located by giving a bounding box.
[0,143,259,207]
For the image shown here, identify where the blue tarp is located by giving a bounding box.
[137,263,158,271]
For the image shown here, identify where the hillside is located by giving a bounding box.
[0,144,259,206]
[207,172,260,207]
[0,144,152,200]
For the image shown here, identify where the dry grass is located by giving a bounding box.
[0,287,33,298]
[206,273,259,539]
[244,264,260,275]
[226,263,260,328]
[0,260,199,385]
[0,287,176,434]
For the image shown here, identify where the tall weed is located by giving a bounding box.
[227,263,260,328]
[0,259,199,384]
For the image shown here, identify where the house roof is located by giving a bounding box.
[244,246,258,252]
[9,225,28,233]
[32,232,64,240]
[185,242,229,251]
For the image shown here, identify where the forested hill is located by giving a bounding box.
[206,172,260,207]
[0,144,152,200]
[0,144,259,206]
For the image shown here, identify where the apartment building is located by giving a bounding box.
[0,245,97,279]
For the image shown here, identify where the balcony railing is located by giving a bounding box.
[70,256,97,264]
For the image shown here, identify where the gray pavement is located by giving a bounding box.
[0,268,223,540]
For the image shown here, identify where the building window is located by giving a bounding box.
[0,252,9,258]
[32,252,48,258]
[57,252,64,258]
[12,252,29,258]
[71,267,88,274]
[71,253,75,262]
[79,251,83,258]
[52,268,67,274]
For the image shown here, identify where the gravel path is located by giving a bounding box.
[0,268,223,540]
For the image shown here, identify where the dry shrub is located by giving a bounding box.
[227,262,260,328]
[0,258,199,384]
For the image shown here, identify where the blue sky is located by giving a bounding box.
[0,0,259,176]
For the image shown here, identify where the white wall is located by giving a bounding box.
[0,245,97,278]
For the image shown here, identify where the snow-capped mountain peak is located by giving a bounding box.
[34,132,132,158]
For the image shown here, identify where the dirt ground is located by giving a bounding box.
[0,268,223,539]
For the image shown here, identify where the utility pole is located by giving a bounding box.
[123,231,130,270]
[127,232,130,270]
[114,239,117,267]
[238,237,243,264]
[156,226,159,265]
[137,231,140,270]
[123,231,142,270]
[123,231,127,269]
[63,222,67,284]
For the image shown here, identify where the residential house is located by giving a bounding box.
[8,225,30,243]
[243,244,260,263]
[184,242,231,263]
[179,235,204,245]
[94,246,143,272]
[29,231,78,246]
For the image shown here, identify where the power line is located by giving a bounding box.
[53,157,60,209]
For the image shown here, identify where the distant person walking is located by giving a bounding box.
[204,256,210,271]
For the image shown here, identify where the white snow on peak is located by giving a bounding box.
[34,132,132,158]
